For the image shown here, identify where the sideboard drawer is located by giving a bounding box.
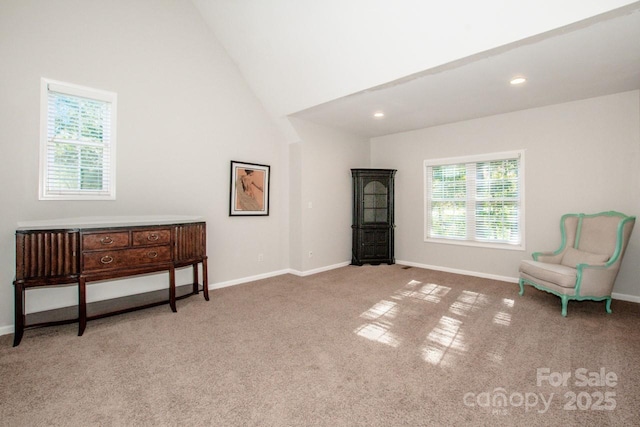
[132,229,171,246]
[82,232,130,251]
[82,246,171,272]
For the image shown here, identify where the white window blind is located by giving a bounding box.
[427,163,467,239]
[40,79,117,200]
[425,150,524,249]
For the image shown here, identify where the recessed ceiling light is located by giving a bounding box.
[510,76,527,85]
[373,111,385,118]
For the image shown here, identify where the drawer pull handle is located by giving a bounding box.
[100,255,114,264]
[100,236,114,245]
[147,234,160,241]
[148,251,158,258]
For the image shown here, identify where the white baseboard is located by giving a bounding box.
[209,268,292,290]
[286,261,351,277]
[0,325,14,337]
[208,261,351,289]
[396,259,520,284]
[611,292,640,303]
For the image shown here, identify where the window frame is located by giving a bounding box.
[39,78,117,201]
[424,150,525,251]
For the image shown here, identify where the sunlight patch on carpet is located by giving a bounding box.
[395,280,451,304]
[353,280,455,350]
[493,311,512,326]
[449,290,489,316]
[493,298,514,326]
[356,297,401,347]
[502,298,515,307]
[421,316,467,366]
[354,321,400,347]
[360,300,398,320]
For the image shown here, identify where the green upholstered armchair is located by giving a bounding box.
[519,211,635,316]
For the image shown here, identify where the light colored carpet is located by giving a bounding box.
[1,265,639,426]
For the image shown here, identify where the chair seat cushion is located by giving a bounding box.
[519,260,577,288]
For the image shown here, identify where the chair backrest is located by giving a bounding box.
[560,211,635,266]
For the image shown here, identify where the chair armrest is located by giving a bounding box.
[533,251,563,264]
[575,264,619,297]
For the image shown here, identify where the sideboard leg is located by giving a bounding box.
[202,257,209,301]
[78,277,87,336]
[192,263,199,295]
[13,283,25,347]
[169,265,177,312]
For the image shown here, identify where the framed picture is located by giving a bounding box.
[229,161,270,216]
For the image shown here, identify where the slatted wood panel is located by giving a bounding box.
[16,231,79,281]
[173,222,206,263]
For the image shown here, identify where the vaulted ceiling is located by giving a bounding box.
[193,1,640,138]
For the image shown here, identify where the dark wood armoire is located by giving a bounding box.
[351,169,396,265]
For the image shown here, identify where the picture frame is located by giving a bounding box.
[229,161,270,216]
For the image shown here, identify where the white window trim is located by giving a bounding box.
[39,78,117,201]
[424,150,525,251]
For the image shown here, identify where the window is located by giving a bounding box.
[424,150,524,250]
[40,78,117,200]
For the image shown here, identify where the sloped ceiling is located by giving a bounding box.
[193,0,640,138]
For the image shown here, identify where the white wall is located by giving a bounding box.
[0,0,289,332]
[288,118,370,272]
[371,91,640,298]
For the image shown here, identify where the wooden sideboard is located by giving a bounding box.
[13,217,208,346]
